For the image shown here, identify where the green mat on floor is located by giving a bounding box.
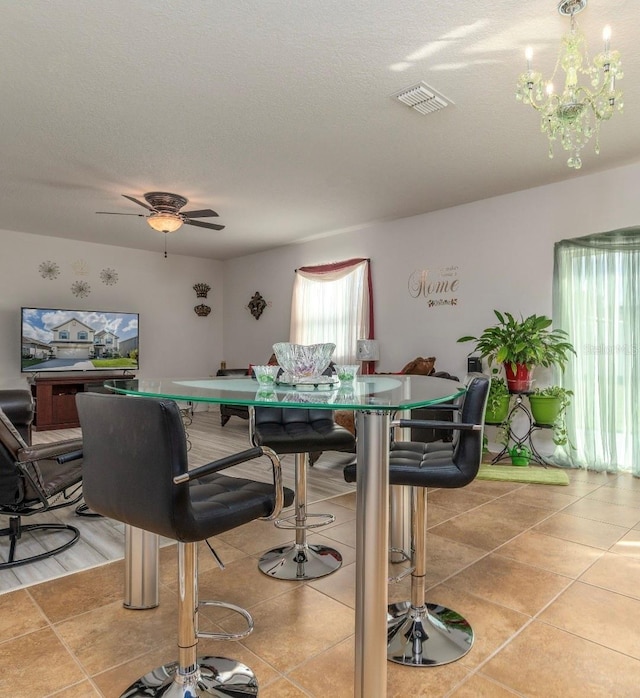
[477,463,570,485]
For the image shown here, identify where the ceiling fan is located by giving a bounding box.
[96,192,225,233]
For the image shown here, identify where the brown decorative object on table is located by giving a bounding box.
[248,291,267,320]
[194,303,211,317]
[193,282,211,298]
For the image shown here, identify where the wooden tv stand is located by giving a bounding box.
[29,373,134,431]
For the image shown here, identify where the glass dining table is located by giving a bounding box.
[105,374,465,698]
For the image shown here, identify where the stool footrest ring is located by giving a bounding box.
[197,600,254,641]
[274,511,335,531]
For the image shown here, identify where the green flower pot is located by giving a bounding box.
[485,395,510,425]
[529,395,561,427]
[510,455,530,466]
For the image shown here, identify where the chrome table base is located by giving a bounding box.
[258,542,342,580]
[387,601,474,666]
[120,656,258,696]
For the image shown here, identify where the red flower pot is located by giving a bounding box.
[504,363,533,393]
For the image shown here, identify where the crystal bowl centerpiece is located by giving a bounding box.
[273,342,336,383]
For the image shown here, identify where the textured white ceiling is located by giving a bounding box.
[1,0,638,260]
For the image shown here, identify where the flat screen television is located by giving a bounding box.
[21,307,139,373]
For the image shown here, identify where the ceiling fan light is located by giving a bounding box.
[147,212,183,233]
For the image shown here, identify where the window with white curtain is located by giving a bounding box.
[290,258,373,364]
[553,228,640,475]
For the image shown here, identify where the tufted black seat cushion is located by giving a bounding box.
[252,407,356,455]
[344,374,489,490]
[186,473,294,539]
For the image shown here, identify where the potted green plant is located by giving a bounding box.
[485,373,511,424]
[458,311,575,393]
[529,385,573,446]
[508,444,531,466]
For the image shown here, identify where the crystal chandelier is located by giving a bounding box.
[516,0,623,169]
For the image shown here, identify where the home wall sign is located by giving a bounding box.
[408,266,459,308]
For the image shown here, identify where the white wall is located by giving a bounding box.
[222,160,640,382]
[0,230,223,390]
[2,160,639,393]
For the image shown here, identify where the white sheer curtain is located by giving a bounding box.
[553,228,640,475]
[290,258,372,364]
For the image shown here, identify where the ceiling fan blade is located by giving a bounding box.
[185,219,225,231]
[96,211,146,216]
[122,194,155,211]
[181,208,219,218]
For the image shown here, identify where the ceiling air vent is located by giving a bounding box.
[393,82,452,115]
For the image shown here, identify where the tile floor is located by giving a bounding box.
[2,465,640,697]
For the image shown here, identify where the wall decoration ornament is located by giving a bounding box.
[194,303,211,317]
[100,268,119,286]
[247,291,267,320]
[38,260,60,280]
[408,265,459,308]
[71,280,91,298]
[71,259,89,276]
[193,282,211,298]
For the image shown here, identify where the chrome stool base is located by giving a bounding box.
[119,656,258,697]
[258,542,342,580]
[387,601,474,666]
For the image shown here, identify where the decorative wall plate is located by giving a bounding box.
[248,291,267,320]
[100,268,119,285]
[71,259,89,276]
[38,260,60,280]
[71,280,91,298]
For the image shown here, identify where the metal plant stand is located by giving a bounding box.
[490,393,552,466]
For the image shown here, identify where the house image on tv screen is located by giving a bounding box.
[21,308,139,372]
[51,318,106,359]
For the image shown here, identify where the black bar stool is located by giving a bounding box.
[77,392,294,697]
[250,406,356,580]
[344,373,489,667]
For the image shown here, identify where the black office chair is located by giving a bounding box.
[76,392,294,697]
[0,399,84,570]
[344,373,490,667]
[250,406,356,580]
[0,389,34,443]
